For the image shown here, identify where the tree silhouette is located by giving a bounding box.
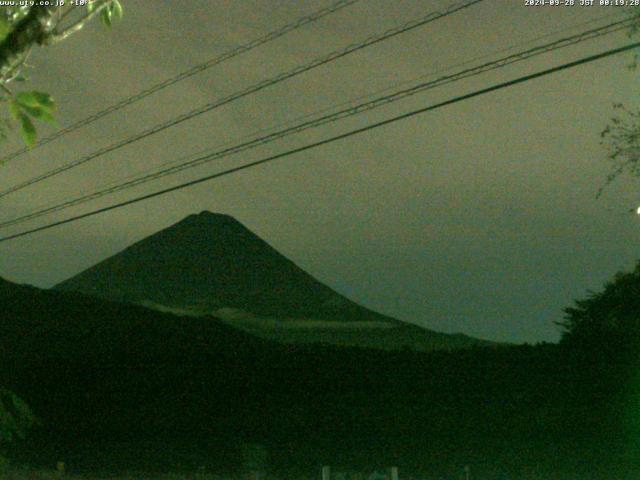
[559,261,640,350]
[598,8,640,196]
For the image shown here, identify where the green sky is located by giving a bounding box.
[0,0,638,343]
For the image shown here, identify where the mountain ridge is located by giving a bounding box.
[54,211,494,350]
[55,211,396,322]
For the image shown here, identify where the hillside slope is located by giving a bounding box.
[55,211,385,321]
[0,277,629,478]
[54,211,491,351]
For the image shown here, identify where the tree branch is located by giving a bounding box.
[48,0,111,44]
[0,6,63,82]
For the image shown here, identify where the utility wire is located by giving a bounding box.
[0,16,631,230]
[0,0,362,165]
[75,10,621,189]
[0,0,485,200]
[1,40,638,244]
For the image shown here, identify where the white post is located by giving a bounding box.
[390,466,399,480]
[322,465,331,480]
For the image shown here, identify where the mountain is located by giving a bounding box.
[55,211,387,321]
[54,211,492,351]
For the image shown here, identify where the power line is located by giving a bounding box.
[84,10,624,188]
[0,0,362,165]
[1,40,637,244]
[0,15,631,230]
[0,0,485,200]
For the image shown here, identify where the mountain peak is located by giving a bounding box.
[180,211,237,225]
[55,212,377,321]
[197,210,231,219]
[52,212,492,350]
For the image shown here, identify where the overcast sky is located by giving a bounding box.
[0,0,638,343]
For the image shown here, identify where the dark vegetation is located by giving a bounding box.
[0,265,638,479]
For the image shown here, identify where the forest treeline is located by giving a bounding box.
[0,262,638,479]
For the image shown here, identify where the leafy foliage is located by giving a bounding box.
[241,443,269,472]
[0,277,635,478]
[598,103,640,196]
[100,0,123,28]
[598,7,640,193]
[7,91,55,146]
[0,1,123,147]
[0,388,36,443]
[625,6,640,70]
[559,260,640,347]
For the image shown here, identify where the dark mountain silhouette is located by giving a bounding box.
[55,211,392,321]
[54,211,492,351]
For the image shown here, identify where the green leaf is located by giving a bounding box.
[99,1,123,29]
[100,7,112,28]
[111,0,123,21]
[15,91,39,108]
[7,99,20,121]
[9,92,57,129]
[0,15,10,43]
[17,112,36,146]
[16,91,55,113]
[19,104,55,124]
[32,91,54,110]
